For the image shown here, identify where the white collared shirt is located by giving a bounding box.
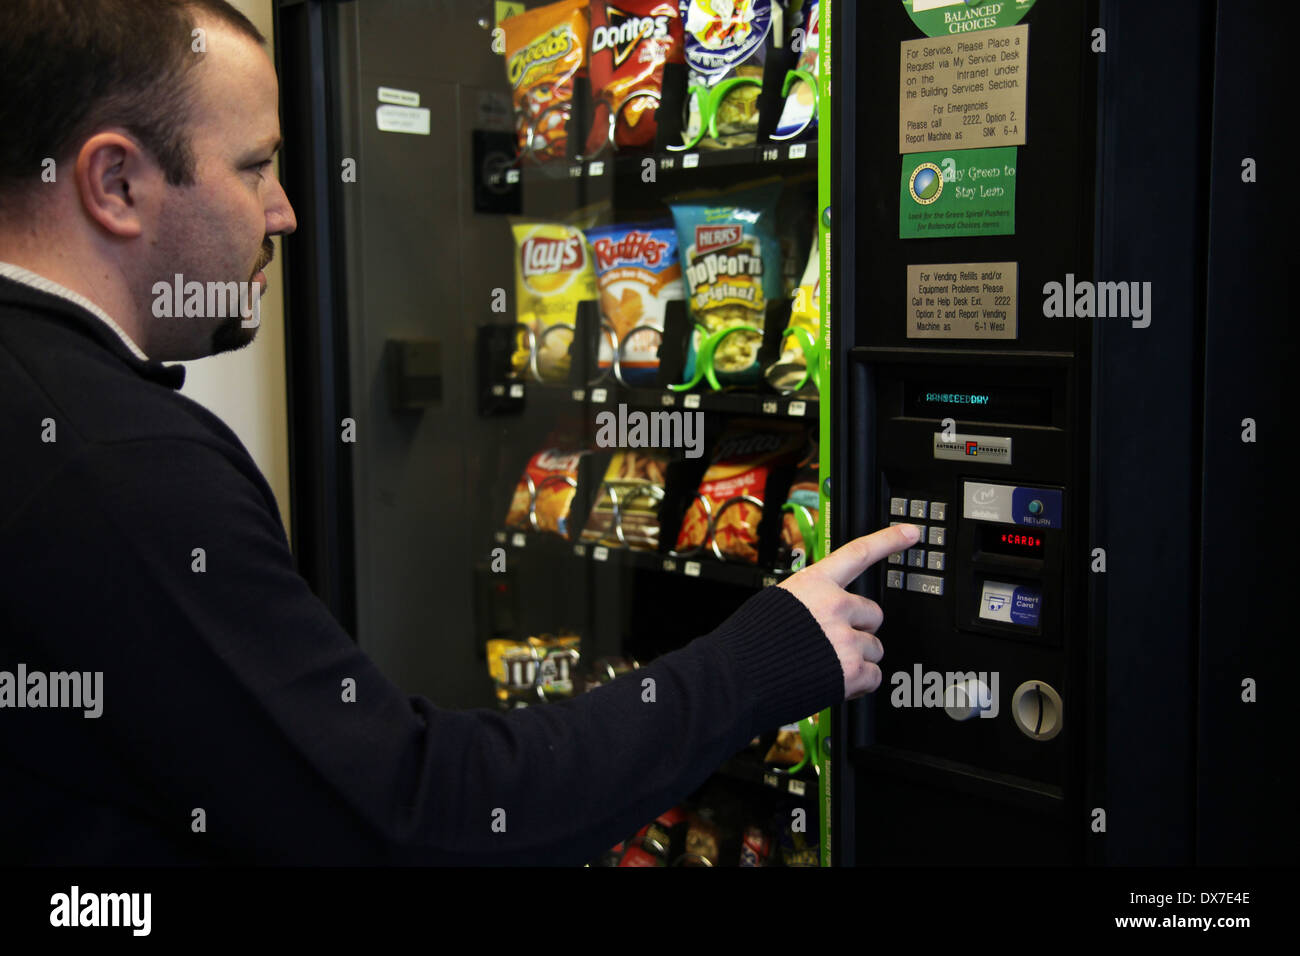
[0,260,149,361]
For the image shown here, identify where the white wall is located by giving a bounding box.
[180,0,292,541]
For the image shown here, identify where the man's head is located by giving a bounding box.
[0,0,296,360]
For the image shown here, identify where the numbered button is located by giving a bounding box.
[926,551,945,571]
[909,500,928,519]
[928,526,946,547]
[890,497,908,517]
[906,548,926,568]
[886,570,904,589]
[929,501,948,522]
[888,551,903,565]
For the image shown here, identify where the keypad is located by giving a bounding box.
[885,495,948,597]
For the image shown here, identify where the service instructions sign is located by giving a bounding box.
[901,0,1036,38]
[901,147,1016,238]
[899,24,1027,153]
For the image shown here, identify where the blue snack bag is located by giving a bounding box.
[669,181,783,387]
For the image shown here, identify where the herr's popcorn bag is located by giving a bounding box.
[680,0,777,150]
[503,0,590,163]
[586,221,683,385]
[511,217,598,382]
[669,182,782,388]
[586,1,684,154]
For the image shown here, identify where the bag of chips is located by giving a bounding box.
[504,446,590,538]
[765,232,819,394]
[618,806,686,866]
[586,221,683,385]
[586,1,684,154]
[680,0,778,150]
[772,0,819,141]
[581,449,671,550]
[675,420,803,563]
[511,219,598,382]
[502,0,590,163]
[778,438,818,567]
[669,182,783,388]
[738,824,773,866]
[776,818,819,866]
[675,809,723,865]
[763,723,806,765]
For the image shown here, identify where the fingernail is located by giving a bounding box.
[904,524,921,541]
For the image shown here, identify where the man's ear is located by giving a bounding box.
[74,132,155,239]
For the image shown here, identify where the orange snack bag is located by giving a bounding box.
[675,421,804,563]
[502,0,590,163]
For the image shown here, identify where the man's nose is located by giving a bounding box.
[266,174,297,236]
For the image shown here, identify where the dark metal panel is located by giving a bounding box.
[277,0,359,636]
[1197,0,1288,865]
[1091,0,1216,864]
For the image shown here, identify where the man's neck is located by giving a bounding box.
[0,257,150,361]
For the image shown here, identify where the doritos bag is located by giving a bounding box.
[586,1,684,154]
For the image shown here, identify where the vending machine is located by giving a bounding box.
[278,0,835,866]
[275,0,1282,867]
[828,0,1283,866]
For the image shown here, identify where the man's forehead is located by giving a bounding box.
[188,21,279,138]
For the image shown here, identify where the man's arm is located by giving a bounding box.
[2,437,847,864]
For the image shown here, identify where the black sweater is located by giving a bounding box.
[0,274,845,865]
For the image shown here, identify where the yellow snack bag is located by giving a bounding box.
[511,219,598,382]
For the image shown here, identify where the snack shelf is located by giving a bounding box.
[492,527,796,590]
[486,377,818,420]
[716,752,819,801]
[486,140,817,188]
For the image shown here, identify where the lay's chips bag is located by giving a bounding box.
[511,219,598,382]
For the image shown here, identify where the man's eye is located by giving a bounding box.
[248,160,273,180]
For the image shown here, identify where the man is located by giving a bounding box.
[0,0,918,864]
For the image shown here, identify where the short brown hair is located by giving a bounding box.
[0,0,265,212]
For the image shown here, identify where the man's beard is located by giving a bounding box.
[210,238,275,354]
[210,315,256,355]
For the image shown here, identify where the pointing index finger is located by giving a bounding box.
[814,525,921,588]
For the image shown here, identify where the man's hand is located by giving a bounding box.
[778,524,921,700]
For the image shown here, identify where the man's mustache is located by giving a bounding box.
[254,238,275,273]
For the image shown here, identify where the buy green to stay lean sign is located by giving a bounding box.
[900,147,1016,238]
